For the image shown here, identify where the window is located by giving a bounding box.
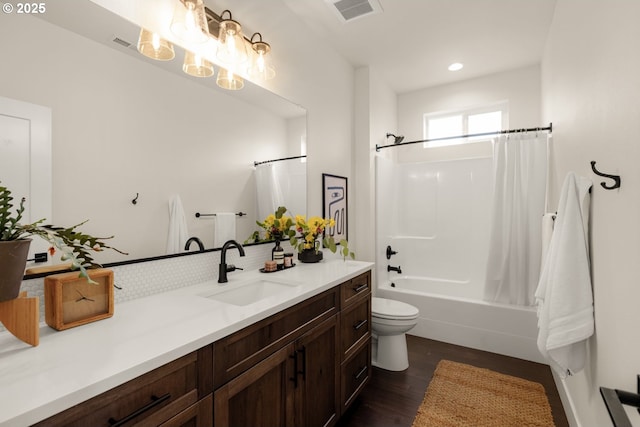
[423,103,508,148]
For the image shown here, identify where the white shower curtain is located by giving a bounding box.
[254,159,306,220]
[483,133,549,306]
[255,163,285,221]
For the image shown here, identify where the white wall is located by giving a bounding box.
[542,1,640,425]
[354,68,397,264]
[397,65,541,163]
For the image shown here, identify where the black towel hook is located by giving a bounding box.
[590,161,621,190]
[132,193,139,205]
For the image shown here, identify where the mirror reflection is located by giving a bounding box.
[0,0,306,268]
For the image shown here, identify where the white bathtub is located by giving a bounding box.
[376,277,545,364]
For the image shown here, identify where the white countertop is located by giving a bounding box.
[0,259,373,426]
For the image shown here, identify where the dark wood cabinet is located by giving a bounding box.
[213,288,341,427]
[294,315,340,427]
[339,271,372,413]
[214,343,294,427]
[213,315,340,427]
[35,346,213,427]
[158,394,213,427]
[33,269,371,427]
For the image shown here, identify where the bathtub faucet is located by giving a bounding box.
[386,245,398,259]
[387,265,402,274]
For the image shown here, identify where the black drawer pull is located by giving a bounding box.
[108,393,171,427]
[353,319,368,330]
[352,283,368,293]
[289,351,299,388]
[354,366,368,380]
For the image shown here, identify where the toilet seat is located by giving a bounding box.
[372,297,419,320]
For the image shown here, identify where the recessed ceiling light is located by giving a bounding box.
[448,62,463,71]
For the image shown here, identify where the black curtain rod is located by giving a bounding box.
[375,123,553,152]
[254,155,307,167]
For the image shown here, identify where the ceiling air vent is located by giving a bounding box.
[112,37,132,48]
[326,0,382,23]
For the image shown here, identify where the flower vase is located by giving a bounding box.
[0,239,31,302]
[298,241,323,263]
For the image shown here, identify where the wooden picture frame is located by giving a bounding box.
[322,174,348,242]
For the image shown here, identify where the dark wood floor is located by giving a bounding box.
[337,335,569,427]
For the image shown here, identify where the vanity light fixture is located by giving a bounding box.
[182,50,214,77]
[136,4,274,89]
[137,28,175,60]
[170,0,209,44]
[216,67,244,90]
[247,33,275,81]
[216,10,248,66]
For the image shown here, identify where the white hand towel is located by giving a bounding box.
[166,195,189,254]
[535,172,593,378]
[540,213,555,270]
[214,213,236,247]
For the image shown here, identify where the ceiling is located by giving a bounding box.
[37,0,557,97]
[281,0,558,93]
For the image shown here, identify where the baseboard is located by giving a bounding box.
[552,370,581,427]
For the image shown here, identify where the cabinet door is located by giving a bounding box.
[157,394,213,427]
[295,315,340,427]
[214,344,295,427]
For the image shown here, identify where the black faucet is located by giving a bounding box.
[386,245,398,259]
[218,240,246,283]
[184,237,204,252]
[387,265,402,274]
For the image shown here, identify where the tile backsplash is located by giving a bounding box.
[5,242,286,332]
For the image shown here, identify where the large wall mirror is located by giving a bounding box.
[0,0,307,270]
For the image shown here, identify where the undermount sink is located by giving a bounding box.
[200,279,300,306]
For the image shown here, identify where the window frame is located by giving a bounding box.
[422,102,509,148]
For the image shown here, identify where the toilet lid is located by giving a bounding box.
[372,297,419,320]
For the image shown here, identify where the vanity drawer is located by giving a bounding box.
[35,346,212,427]
[341,337,371,411]
[340,271,371,307]
[340,296,371,359]
[214,287,338,388]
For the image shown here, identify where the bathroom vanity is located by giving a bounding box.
[0,260,372,427]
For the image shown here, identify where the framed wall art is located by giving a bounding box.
[322,173,348,241]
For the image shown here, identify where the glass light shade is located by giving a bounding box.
[247,40,275,80]
[216,68,244,90]
[137,28,175,60]
[217,17,248,65]
[183,51,214,77]
[170,0,209,44]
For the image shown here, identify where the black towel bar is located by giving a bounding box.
[196,212,246,218]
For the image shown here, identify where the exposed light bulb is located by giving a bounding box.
[448,62,464,71]
[137,28,175,61]
[170,0,209,44]
[151,33,161,51]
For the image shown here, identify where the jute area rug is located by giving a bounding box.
[412,360,556,427]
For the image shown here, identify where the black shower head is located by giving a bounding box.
[386,133,405,144]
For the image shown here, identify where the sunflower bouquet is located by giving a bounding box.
[291,214,354,260]
[247,206,295,242]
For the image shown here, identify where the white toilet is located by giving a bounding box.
[371,297,420,371]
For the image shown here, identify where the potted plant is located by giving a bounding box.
[249,206,295,243]
[247,206,354,263]
[291,214,354,263]
[0,183,126,302]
